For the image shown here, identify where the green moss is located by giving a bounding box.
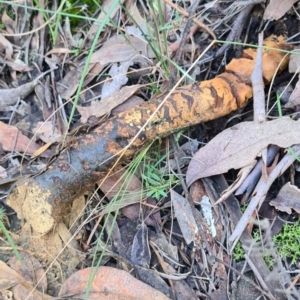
[262,254,275,269]
[233,219,300,267]
[240,203,248,213]
[233,241,245,261]
[233,240,275,269]
[273,219,300,264]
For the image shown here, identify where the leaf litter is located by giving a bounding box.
[0,1,300,299]
[186,117,300,186]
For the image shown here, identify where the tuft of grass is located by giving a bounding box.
[0,208,22,262]
[139,139,180,200]
[64,0,100,29]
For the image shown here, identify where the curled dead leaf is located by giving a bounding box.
[264,0,298,20]
[269,182,300,214]
[186,118,300,186]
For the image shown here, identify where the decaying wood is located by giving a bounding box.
[7,35,292,234]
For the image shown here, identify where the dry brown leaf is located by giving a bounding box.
[57,35,154,100]
[57,222,83,270]
[78,85,141,123]
[32,121,61,143]
[58,266,170,299]
[125,0,145,26]
[11,284,54,300]
[286,74,300,108]
[0,260,25,290]
[186,118,300,186]
[87,0,126,39]
[101,61,132,98]
[0,81,37,108]
[8,252,47,292]
[31,141,54,159]
[171,189,198,245]
[263,0,297,20]
[0,260,54,300]
[288,46,300,73]
[89,35,155,64]
[269,182,300,214]
[0,166,7,179]
[56,67,83,100]
[99,170,161,227]
[112,95,144,115]
[45,48,73,56]
[149,232,178,262]
[68,194,86,230]
[0,121,43,155]
[0,33,13,60]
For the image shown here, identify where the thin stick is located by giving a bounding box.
[215,4,253,58]
[163,0,216,41]
[230,144,300,245]
[251,32,266,123]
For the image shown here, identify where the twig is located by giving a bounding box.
[235,145,279,197]
[234,0,265,6]
[214,175,287,300]
[163,0,216,41]
[229,144,300,245]
[0,68,56,108]
[169,0,201,87]
[170,135,190,198]
[212,255,275,299]
[215,4,254,58]
[250,32,268,197]
[175,0,201,64]
[251,32,266,122]
[244,254,269,291]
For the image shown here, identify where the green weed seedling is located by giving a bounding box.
[140,144,180,200]
[142,163,179,200]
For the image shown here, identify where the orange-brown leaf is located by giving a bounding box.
[58,266,170,300]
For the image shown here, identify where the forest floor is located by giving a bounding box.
[0,0,300,299]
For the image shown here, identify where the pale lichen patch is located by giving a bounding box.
[7,181,55,235]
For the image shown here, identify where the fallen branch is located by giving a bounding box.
[7,35,292,234]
